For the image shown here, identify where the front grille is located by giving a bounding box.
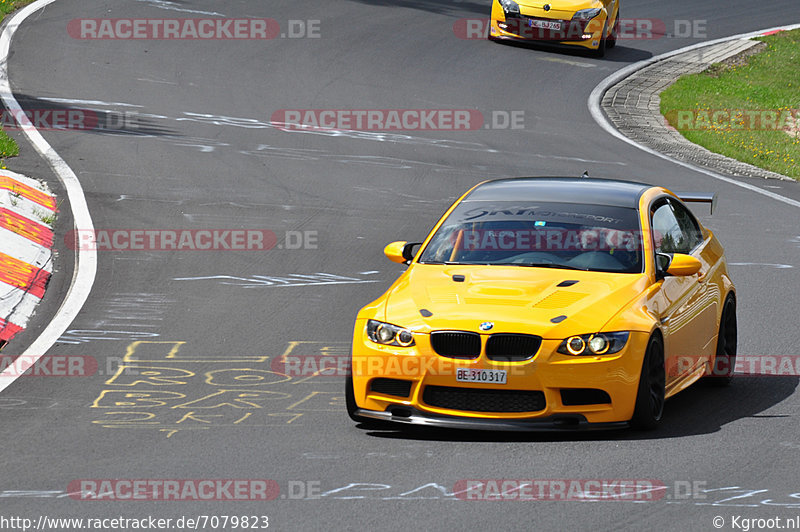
[486,334,542,361]
[422,385,545,413]
[560,388,612,406]
[430,331,481,359]
[370,378,412,398]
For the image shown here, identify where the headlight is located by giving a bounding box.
[573,8,602,20]
[557,332,629,356]
[498,0,520,15]
[367,320,415,347]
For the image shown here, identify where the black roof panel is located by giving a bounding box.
[464,177,652,208]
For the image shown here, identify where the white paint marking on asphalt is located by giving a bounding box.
[539,56,595,68]
[588,23,800,211]
[57,329,160,345]
[135,0,224,17]
[38,97,143,108]
[0,0,96,391]
[729,263,793,269]
[173,273,380,288]
[136,78,179,85]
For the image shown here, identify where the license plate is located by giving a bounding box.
[529,19,562,30]
[456,368,507,384]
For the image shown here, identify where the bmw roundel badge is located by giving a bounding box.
[479,322,494,331]
[543,4,551,11]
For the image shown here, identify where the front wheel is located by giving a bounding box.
[607,12,619,48]
[630,335,665,430]
[592,21,608,58]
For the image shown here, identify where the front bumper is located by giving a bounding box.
[351,324,650,428]
[489,3,605,50]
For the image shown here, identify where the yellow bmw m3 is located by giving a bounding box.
[347,177,737,431]
[489,0,621,57]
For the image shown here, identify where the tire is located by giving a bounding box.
[607,12,618,48]
[705,294,737,387]
[591,22,608,58]
[346,374,395,429]
[345,373,369,423]
[630,334,665,430]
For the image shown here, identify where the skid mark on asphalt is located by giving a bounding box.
[48,97,627,166]
[56,292,173,344]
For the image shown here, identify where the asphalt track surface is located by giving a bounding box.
[2,0,800,530]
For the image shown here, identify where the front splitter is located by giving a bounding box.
[355,407,629,432]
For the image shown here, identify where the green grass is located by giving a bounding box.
[0,0,35,168]
[0,0,34,16]
[660,29,800,179]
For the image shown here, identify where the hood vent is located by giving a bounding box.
[532,291,587,309]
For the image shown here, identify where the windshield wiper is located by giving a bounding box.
[418,261,486,265]
[493,262,589,271]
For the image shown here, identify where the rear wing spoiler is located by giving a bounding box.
[675,192,717,214]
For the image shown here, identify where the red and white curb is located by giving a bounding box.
[0,0,95,393]
[0,169,56,348]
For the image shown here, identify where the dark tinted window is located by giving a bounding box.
[651,199,703,254]
[670,199,704,251]
[418,201,642,273]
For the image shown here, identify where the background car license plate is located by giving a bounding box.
[456,369,507,384]
[530,19,562,30]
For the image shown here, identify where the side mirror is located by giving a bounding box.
[384,241,421,265]
[659,253,702,277]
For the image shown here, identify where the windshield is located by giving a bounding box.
[418,200,643,273]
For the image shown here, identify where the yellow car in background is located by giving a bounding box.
[347,177,736,431]
[489,0,620,57]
